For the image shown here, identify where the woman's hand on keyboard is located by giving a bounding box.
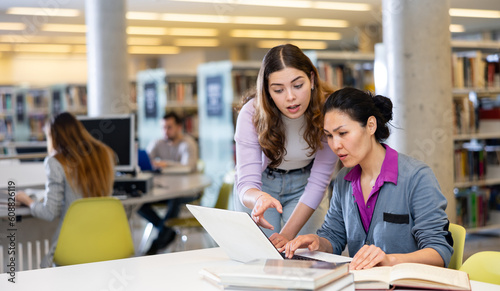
[270,233,289,252]
[284,234,320,259]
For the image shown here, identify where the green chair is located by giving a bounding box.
[459,251,500,285]
[448,223,466,270]
[53,197,135,266]
[165,170,234,251]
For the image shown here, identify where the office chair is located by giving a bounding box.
[137,160,207,253]
[448,223,466,270]
[459,251,500,285]
[165,170,234,251]
[53,197,135,266]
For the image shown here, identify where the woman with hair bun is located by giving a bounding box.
[284,87,453,270]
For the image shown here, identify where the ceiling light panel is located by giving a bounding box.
[0,23,27,31]
[169,28,218,37]
[449,8,500,18]
[232,16,285,25]
[313,2,371,11]
[126,11,162,20]
[289,31,342,40]
[449,24,465,33]
[230,30,287,38]
[42,24,86,33]
[7,7,80,17]
[297,18,349,28]
[127,26,168,35]
[169,0,371,11]
[231,30,342,40]
[14,44,73,53]
[0,35,49,43]
[174,38,220,47]
[236,0,310,8]
[0,44,13,51]
[258,40,328,49]
[162,13,230,23]
[72,45,87,53]
[128,46,180,54]
[127,37,162,45]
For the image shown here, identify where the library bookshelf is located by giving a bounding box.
[451,40,500,232]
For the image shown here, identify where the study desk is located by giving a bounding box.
[0,172,212,272]
[0,162,46,190]
[0,247,498,291]
[0,172,212,217]
[120,172,212,206]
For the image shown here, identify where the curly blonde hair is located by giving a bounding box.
[241,44,334,168]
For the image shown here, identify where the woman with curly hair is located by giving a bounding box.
[234,44,338,251]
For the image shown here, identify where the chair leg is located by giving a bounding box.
[138,222,154,254]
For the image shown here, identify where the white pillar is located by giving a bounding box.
[383,0,456,221]
[85,0,129,116]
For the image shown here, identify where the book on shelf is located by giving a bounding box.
[316,61,374,91]
[350,263,471,291]
[455,186,490,228]
[200,259,351,290]
[454,141,489,183]
[452,50,499,89]
[232,70,258,100]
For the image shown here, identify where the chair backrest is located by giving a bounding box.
[53,197,135,266]
[448,223,466,269]
[459,251,500,285]
[214,170,235,210]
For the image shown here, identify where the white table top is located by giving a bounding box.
[0,247,497,291]
[0,172,211,217]
[0,162,46,190]
[120,172,212,206]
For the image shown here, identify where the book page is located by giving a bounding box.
[389,263,470,290]
[350,266,392,285]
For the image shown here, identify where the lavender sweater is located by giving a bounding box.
[234,99,338,209]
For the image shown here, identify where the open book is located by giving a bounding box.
[350,263,471,290]
[200,259,350,290]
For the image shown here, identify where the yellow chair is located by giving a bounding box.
[53,197,135,266]
[165,170,234,251]
[459,251,500,285]
[448,223,466,270]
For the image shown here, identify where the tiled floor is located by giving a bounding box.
[130,209,500,264]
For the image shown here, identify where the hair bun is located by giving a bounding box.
[373,95,393,123]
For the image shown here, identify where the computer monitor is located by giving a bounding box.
[77,114,136,174]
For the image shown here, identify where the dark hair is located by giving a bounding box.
[240,44,334,168]
[163,112,182,125]
[323,87,393,142]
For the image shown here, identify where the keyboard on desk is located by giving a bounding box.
[280,252,322,261]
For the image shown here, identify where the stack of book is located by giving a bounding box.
[200,259,353,291]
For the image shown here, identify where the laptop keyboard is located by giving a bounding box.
[280,252,322,261]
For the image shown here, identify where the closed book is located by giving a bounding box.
[201,259,350,290]
[351,263,470,291]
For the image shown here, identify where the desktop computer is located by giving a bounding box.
[113,173,153,198]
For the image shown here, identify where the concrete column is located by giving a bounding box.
[383,0,456,221]
[85,0,129,116]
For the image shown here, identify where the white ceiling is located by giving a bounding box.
[0,0,499,55]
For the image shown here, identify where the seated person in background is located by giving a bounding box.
[15,112,115,268]
[138,111,199,255]
[284,87,453,270]
[148,112,198,172]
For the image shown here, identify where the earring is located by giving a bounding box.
[311,86,315,90]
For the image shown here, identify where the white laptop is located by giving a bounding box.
[186,204,323,263]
